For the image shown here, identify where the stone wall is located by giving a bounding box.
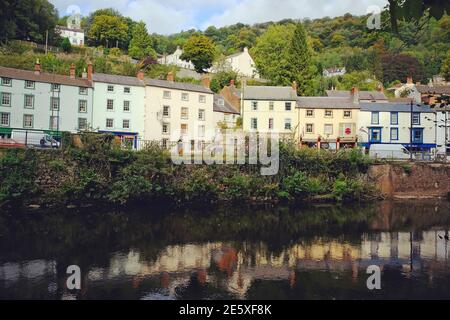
[368,163,450,199]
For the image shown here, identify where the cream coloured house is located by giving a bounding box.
[297,97,360,149]
[211,48,259,79]
[143,74,215,148]
[157,46,195,70]
[242,85,298,138]
[213,94,240,130]
[56,13,85,46]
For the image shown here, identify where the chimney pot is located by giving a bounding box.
[201,75,211,89]
[167,72,174,82]
[82,68,87,79]
[351,87,359,103]
[87,63,93,81]
[407,76,413,84]
[34,59,41,75]
[137,70,145,80]
[69,63,76,79]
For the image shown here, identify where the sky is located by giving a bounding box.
[49,0,389,35]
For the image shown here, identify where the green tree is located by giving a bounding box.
[128,21,156,60]
[288,23,315,95]
[252,24,296,85]
[180,34,216,73]
[60,37,72,53]
[441,51,450,81]
[87,15,128,48]
[210,70,238,93]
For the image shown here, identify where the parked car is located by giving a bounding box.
[11,130,60,148]
[369,144,411,160]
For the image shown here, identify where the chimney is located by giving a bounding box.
[69,63,76,79]
[87,62,93,81]
[292,81,298,92]
[351,87,359,103]
[230,79,235,87]
[34,59,41,75]
[137,70,145,80]
[82,68,87,79]
[167,71,174,82]
[406,76,413,84]
[201,75,211,89]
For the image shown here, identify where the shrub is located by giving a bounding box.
[109,48,122,56]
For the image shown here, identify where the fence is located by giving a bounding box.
[0,130,61,149]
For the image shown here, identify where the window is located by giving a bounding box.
[181,93,189,101]
[1,78,11,86]
[123,101,130,112]
[23,114,33,128]
[343,111,352,118]
[51,84,60,92]
[412,128,423,143]
[107,99,114,111]
[0,113,10,126]
[50,97,60,111]
[269,102,274,111]
[285,118,292,130]
[251,118,258,130]
[199,95,206,103]
[107,85,114,93]
[306,124,314,134]
[24,95,34,109]
[163,105,170,117]
[162,123,170,135]
[181,124,188,135]
[198,109,205,121]
[325,110,333,118]
[324,124,333,135]
[124,87,131,94]
[369,128,382,143]
[79,87,87,95]
[269,118,274,130]
[1,92,11,106]
[78,100,87,113]
[106,118,114,128]
[306,110,314,117]
[181,107,189,119]
[78,118,87,130]
[251,101,258,111]
[25,81,35,89]
[162,138,169,149]
[123,119,130,129]
[371,112,379,125]
[198,125,205,138]
[285,102,292,111]
[390,128,398,140]
[391,112,398,125]
[412,112,420,125]
[163,91,171,99]
[49,116,59,130]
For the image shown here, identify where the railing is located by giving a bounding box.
[0,130,61,149]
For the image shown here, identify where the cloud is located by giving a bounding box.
[49,0,388,34]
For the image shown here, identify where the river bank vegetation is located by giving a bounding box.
[0,133,378,210]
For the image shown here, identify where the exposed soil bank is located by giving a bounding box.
[368,163,450,199]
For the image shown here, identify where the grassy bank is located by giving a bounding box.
[0,134,378,209]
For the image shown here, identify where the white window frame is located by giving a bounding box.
[106,118,114,129]
[107,99,114,111]
[0,112,10,126]
[122,119,130,129]
[78,99,88,113]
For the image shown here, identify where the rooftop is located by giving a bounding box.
[326,90,387,101]
[243,86,297,101]
[360,102,433,113]
[297,97,359,109]
[93,73,145,87]
[416,84,450,94]
[213,94,240,114]
[145,78,213,94]
[0,65,92,87]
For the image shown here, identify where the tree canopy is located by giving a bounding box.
[180,34,216,73]
[128,22,156,60]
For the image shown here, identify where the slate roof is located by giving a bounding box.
[326,90,387,101]
[0,66,92,87]
[416,85,450,94]
[93,73,145,86]
[243,86,297,101]
[297,97,359,109]
[213,94,240,114]
[145,78,213,94]
[360,102,433,113]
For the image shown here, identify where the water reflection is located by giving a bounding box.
[0,201,449,299]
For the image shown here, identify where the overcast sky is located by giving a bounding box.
[49,0,389,34]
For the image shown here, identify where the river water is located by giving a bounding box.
[0,200,449,300]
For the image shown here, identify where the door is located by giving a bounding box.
[369,128,382,143]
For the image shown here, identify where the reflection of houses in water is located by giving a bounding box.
[1,231,449,299]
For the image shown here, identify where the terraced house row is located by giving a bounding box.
[1,61,449,154]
